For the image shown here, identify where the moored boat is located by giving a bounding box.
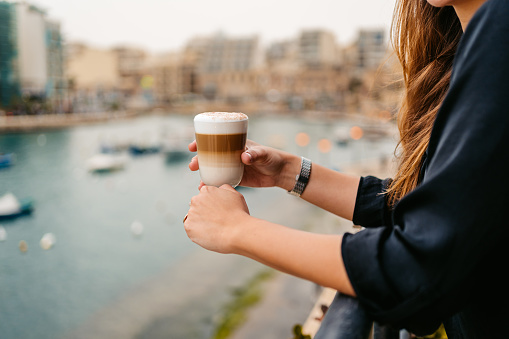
[0,153,16,168]
[0,192,34,220]
[87,154,127,173]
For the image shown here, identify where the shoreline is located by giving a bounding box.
[0,111,139,132]
[0,109,395,133]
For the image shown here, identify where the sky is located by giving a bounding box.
[31,0,396,53]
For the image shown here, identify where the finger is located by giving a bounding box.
[189,155,199,171]
[198,180,205,190]
[200,185,212,193]
[188,140,197,152]
[219,184,237,192]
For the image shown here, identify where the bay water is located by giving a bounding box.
[0,113,396,339]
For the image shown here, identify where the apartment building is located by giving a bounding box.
[0,1,65,109]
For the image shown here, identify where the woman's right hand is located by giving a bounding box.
[188,139,300,190]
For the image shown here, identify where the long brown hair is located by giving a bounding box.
[386,0,463,206]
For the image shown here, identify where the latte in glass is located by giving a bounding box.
[194,112,248,187]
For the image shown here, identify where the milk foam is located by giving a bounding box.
[194,112,248,135]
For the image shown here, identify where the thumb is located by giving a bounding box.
[242,147,268,165]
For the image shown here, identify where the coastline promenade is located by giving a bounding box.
[0,111,138,132]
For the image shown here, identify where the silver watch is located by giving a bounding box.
[288,157,312,197]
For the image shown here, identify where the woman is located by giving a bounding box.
[185,0,509,336]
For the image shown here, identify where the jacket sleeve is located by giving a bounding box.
[352,176,393,228]
[341,0,509,334]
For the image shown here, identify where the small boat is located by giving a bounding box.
[87,154,127,173]
[100,143,124,154]
[333,127,350,146]
[161,138,190,162]
[0,153,16,168]
[128,144,160,155]
[0,192,34,220]
[99,139,129,154]
[160,127,194,162]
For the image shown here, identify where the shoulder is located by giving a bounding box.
[453,0,509,74]
[446,0,509,108]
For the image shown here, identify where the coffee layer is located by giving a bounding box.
[195,133,246,152]
[197,151,244,167]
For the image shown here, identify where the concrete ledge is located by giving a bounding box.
[302,287,337,337]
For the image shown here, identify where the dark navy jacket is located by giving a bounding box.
[342,0,509,337]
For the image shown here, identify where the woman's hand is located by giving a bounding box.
[188,139,300,190]
[184,184,250,254]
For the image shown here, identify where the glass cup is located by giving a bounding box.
[194,112,248,187]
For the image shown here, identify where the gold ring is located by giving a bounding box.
[183,214,188,223]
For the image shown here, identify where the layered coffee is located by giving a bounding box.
[194,112,248,187]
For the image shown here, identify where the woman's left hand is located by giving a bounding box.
[184,184,250,254]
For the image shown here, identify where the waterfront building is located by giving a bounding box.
[0,1,20,108]
[66,43,120,112]
[356,29,387,71]
[15,2,48,96]
[0,1,64,111]
[196,34,264,102]
[298,30,338,67]
[261,32,348,112]
[45,20,66,112]
[144,52,181,105]
[66,43,119,91]
[112,46,147,97]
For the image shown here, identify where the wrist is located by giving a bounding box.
[229,214,258,255]
[276,153,302,191]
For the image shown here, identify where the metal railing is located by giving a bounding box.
[314,293,410,339]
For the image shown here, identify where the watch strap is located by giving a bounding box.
[288,157,312,197]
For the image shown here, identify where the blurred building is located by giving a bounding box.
[65,43,120,112]
[46,20,66,112]
[0,1,20,108]
[0,1,65,111]
[66,43,119,90]
[15,2,47,95]
[261,30,348,111]
[196,34,264,102]
[297,30,337,67]
[355,29,387,71]
[112,46,147,96]
[140,46,201,109]
[144,52,181,105]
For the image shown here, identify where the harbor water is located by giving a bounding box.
[0,113,396,339]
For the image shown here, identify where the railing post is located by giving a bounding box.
[314,292,403,339]
[373,322,400,339]
[314,292,373,339]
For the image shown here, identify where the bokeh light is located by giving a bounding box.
[19,240,28,253]
[317,138,332,153]
[295,132,310,147]
[350,126,363,140]
[40,233,56,250]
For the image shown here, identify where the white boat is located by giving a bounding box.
[0,192,34,219]
[87,154,127,173]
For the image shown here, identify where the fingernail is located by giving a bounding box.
[246,152,253,163]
